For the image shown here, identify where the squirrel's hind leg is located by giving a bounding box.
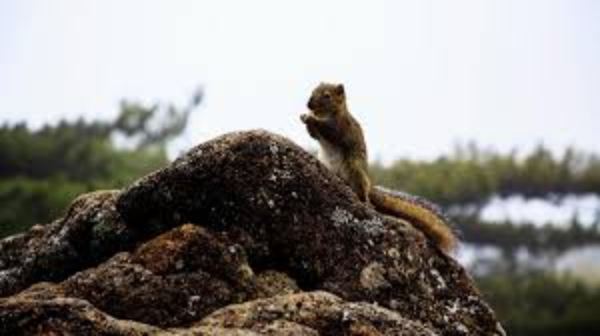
[344,164,371,204]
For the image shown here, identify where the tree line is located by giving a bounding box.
[0,91,201,237]
[370,144,600,207]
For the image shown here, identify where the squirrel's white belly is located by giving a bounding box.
[318,139,344,175]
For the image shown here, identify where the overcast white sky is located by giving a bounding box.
[1,0,599,162]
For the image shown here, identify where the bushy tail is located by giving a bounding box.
[369,186,458,253]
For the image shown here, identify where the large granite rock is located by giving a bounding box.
[0,130,504,335]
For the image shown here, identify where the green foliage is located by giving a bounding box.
[0,90,202,237]
[0,119,164,183]
[371,144,600,207]
[478,272,600,336]
[458,215,600,255]
[0,177,88,237]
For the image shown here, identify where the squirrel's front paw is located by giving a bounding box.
[300,113,310,124]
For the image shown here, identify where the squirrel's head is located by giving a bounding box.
[308,83,346,116]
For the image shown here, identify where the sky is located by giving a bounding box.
[1,0,599,162]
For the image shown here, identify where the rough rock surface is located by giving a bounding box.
[0,130,504,335]
[198,291,438,335]
[0,189,138,298]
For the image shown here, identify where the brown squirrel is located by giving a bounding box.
[300,83,457,253]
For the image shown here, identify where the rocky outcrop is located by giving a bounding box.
[0,130,504,335]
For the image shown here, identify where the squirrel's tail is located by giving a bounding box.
[369,186,458,254]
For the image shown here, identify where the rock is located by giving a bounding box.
[8,224,255,328]
[0,130,504,335]
[0,296,164,335]
[198,291,437,335]
[0,190,140,298]
[117,130,502,334]
[254,270,301,299]
[130,223,255,294]
[0,294,266,335]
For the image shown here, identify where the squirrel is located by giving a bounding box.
[300,82,458,253]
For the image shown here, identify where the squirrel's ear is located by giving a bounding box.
[335,84,345,96]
